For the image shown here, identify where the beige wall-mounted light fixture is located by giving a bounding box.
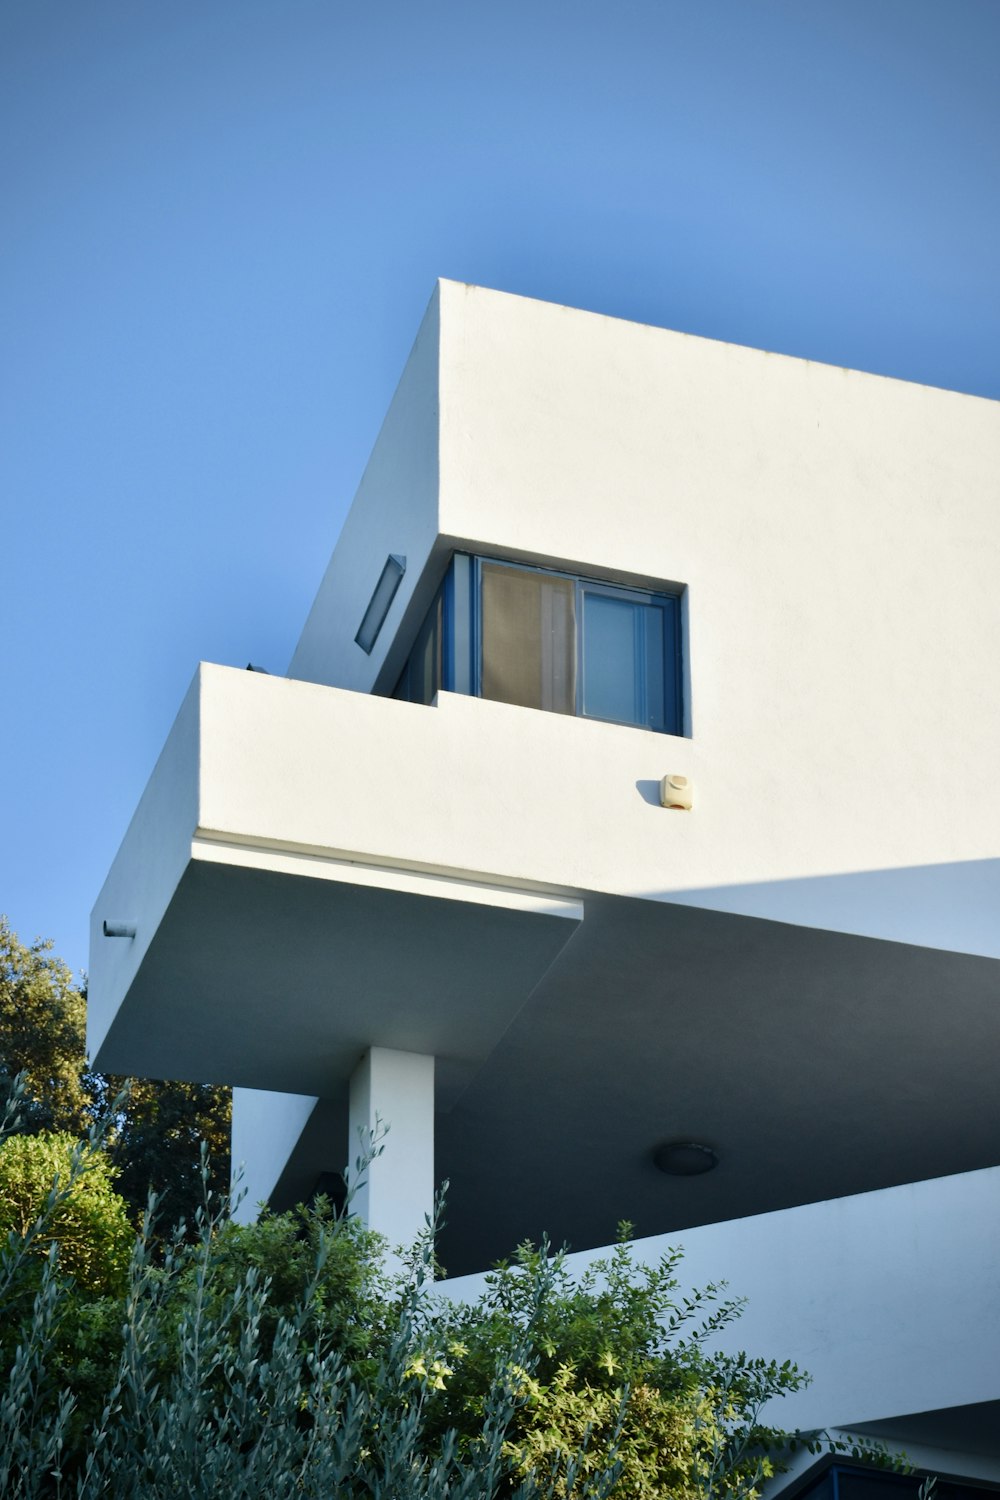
[660,774,693,810]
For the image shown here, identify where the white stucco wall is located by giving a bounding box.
[433,284,1000,881]
[289,284,442,694]
[88,673,201,1061]
[230,1087,319,1223]
[286,281,1000,907]
[193,666,999,959]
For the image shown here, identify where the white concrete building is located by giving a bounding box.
[89,282,1000,1489]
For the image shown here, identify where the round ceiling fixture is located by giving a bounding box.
[653,1140,719,1177]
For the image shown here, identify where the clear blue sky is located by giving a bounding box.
[2,0,998,981]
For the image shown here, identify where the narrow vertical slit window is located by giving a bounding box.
[355,555,406,654]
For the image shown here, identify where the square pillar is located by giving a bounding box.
[348,1047,435,1255]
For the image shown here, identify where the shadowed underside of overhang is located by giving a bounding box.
[92,857,582,1108]
[429,893,1000,1272]
[855,1401,1000,1463]
[107,848,1000,1276]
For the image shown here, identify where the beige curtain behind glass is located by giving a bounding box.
[480,563,575,712]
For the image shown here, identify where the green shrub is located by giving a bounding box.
[0,918,91,1137]
[0,1131,133,1297]
[202,1193,388,1368]
[0,1088,889,1498]
[420,1229,811,1500]
[0,916,232,1244]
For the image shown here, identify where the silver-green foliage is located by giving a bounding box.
[1,1084,619,1499]
[0,1079,886,1499]
[71,1195,610,1500]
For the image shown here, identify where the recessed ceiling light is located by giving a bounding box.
[653,1140,718,1176]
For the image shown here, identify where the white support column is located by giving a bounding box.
[348,1047,435,1256]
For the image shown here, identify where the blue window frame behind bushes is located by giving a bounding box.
[785,1464,995,1500]
[393,554,683,736]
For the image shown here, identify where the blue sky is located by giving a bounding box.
[2,0,999,981]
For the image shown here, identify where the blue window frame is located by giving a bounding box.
[393,554,683,736]
[785,1463,991,1500]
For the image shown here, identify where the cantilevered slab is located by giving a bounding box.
[89,665,583,1100]
[90,662,1000,1272]
[94,856,580,1104]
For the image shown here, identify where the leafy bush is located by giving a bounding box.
[0,1081,888,1498]
[0,918,90,1137]
[0,1133,133,1297]
[195,1192,389,1370]
[418,1230,811,1500]
[0,915,231,1241]
[89,1073,232,1237]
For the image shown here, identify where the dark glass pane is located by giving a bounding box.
[395,591,442,704]
[644,603,666,729]
[837,1471,921,1500]
[582,593,640,724]
[794,1472,836,1500]
[449,554,473,694]
[787,1466,992,1500]
[480,563,575,713]
[662,595,681,733]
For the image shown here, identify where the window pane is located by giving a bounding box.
[481,563,575,713]
[449,553,473,694]
[582,593,641,724]
[792,1473,836,1500]
[644,603,666,729]
[395,591,442,704]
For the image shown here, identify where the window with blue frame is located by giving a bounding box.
[784,1462,994,1500]
[393,554,683,735]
